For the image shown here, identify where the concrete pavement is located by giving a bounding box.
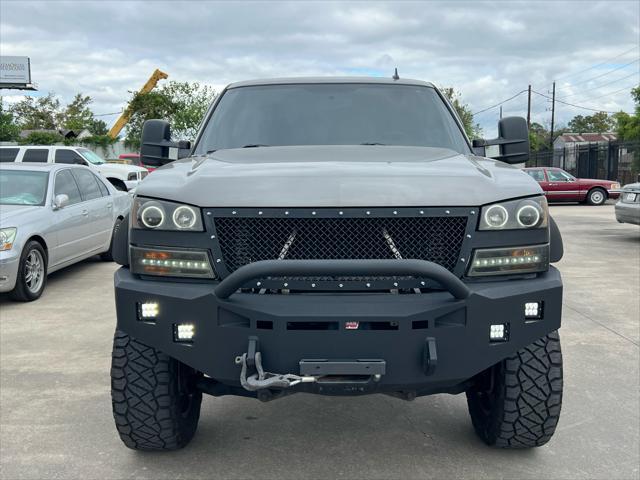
[1,204,638,479]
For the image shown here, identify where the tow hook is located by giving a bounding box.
[235,345,316,392]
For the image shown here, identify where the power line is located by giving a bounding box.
[532,89,631,114]
[557,71,639,99]
[554,46,639,81]
[556,58,639,91]
[471,90,527,115]
[94,110,122,117]
[571,84,638,104]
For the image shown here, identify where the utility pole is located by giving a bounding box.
[499,105,503,119]
[526,84,531,129]
[549,81,556,151]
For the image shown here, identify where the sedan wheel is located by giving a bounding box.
[25,249,45,294]
[587,188,606,206]
[10,241,47,302]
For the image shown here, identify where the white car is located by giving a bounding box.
[0,163,131,301]
[0,145,148,191]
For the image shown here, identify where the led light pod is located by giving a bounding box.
[174,323,195,343]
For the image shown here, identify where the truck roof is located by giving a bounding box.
[227,76,435,89]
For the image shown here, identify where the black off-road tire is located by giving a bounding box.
[100,217,123,262]
[466,331,563,448]
[111,330,202,451]
[10,240,47,302]
[586,187,607,206]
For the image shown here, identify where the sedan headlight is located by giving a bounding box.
[479,196,548,230]
[0,228,17,251]
[468,244,549,277]
[132,197,204,231]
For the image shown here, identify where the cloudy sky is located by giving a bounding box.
[1,0,639,136]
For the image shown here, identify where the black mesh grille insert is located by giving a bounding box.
[214,216,468,275]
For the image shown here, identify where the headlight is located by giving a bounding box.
[479,196,547,230]
[467,244,549,277]
[130,246,215,278]
[132,197,204,231]
[0,228,17,251]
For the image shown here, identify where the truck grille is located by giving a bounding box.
[213,214,468,276]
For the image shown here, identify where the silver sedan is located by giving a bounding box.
[0,163,131,301]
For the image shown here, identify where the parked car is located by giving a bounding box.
[615,183,640,225]
[110,77,565,451]
[0,145,148,192]
[523,167,620,205]
[0,163,131,301]
[118,153,157,172]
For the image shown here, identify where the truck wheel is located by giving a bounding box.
[586,187,607,205]
[110,330,202,451]
[100,217,123,261]
[10,240,47,302]
[466,331,563,448]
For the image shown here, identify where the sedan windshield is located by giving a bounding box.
[0,170,49,205]
[79,148,106,165]
[196,84,470,154]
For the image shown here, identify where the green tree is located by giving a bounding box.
[88,118,108,135]
[440,87,482,139]
[61,93,94,131]
[10,93,61,130]
[124,81,215,148]
[615,85,640,174]
[528,122,550,152]
[567,111,615,133]
[0,99,21,141]
[615,86,640,142]
[18,131,64,145]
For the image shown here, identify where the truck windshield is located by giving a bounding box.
[78,148,106,165]
[196,84,471,154]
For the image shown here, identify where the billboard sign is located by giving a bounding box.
[0,56,33,89]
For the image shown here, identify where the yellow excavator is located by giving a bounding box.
[107,68,169,139]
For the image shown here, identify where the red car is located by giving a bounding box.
[523,167,620,205]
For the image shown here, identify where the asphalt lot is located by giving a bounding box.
[1,203,638,480]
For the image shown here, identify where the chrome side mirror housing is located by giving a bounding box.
[53,194,69,210]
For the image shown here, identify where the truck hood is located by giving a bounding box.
[137,145,542,207]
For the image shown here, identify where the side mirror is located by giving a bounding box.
[472,116,530,164]
[140,120,192,168]
[53,194,69,210]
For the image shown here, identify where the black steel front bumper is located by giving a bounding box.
[114,261,562,398]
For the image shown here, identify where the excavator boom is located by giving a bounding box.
[108,68,169,139]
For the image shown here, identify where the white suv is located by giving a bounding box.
[0,145,148,191]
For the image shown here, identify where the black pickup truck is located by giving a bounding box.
[110,77,563,451]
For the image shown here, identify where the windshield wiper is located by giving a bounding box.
[360,142,387,146]
[241,144,271,148]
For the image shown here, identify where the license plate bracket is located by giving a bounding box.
[299,359,386,376]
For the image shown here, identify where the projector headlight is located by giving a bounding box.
[468,244,549,277]
[132,197,204,231]
[479,196,547,230]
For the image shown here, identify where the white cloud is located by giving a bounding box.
[1,0,638,136]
